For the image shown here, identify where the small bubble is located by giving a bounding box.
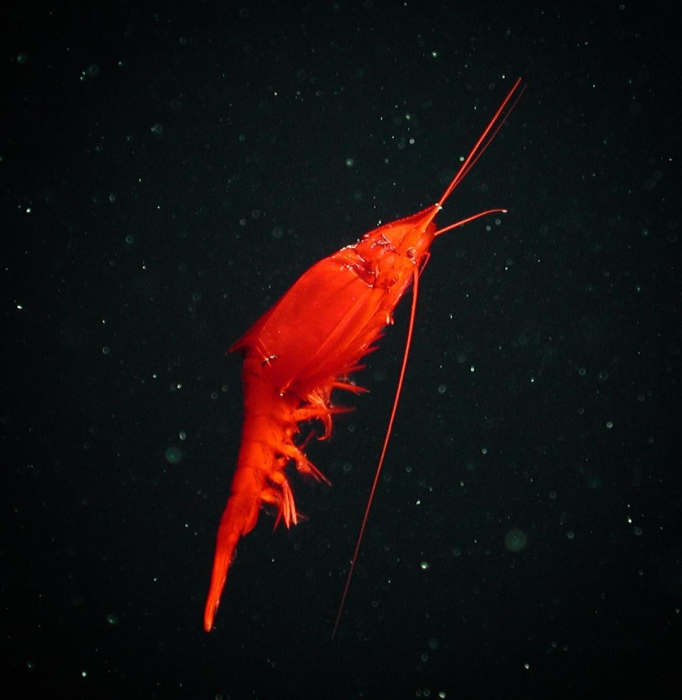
[106,613,119,625]
[437,384,447,394]
[420,561,431,570]
[345,158,355,167]
[165,446,183,464]
[504,528,528,552]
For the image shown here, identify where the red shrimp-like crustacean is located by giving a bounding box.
[203,78,523,633]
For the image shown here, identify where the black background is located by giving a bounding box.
[3,2,680,698]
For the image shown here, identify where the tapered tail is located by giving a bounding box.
[203,531,236,631]
[203,491,260,632]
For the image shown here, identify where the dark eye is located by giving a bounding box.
[406,247,417,259]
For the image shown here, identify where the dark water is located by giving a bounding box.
[4,3,680,698]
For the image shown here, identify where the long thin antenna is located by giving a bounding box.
[331,266,422,639]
